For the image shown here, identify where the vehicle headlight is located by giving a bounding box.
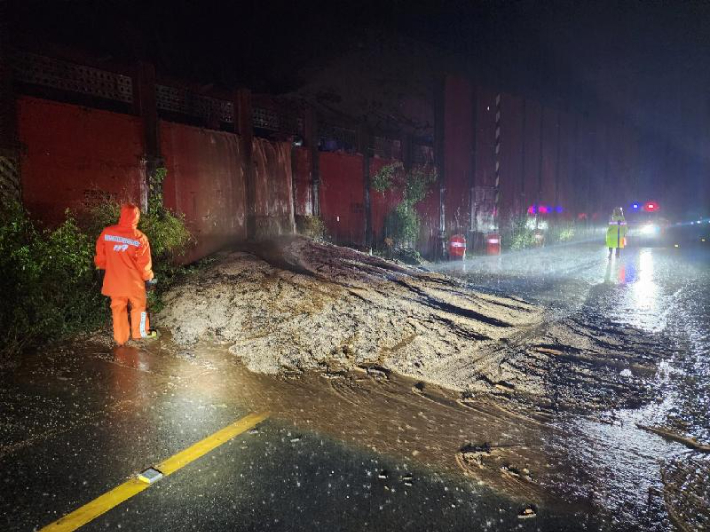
[641,224,659,235]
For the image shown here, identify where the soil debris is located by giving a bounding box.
[636,424,710,452]
[661,456,710,532]
[159,237,666,412]
[458,442,493,469]
[159,237,541,391]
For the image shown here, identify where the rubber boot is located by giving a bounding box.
[137,330,159,341]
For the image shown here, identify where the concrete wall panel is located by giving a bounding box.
[499,93,525,215]
[521,99,542,211]
[18,96,145,224]
[540,106,559,206]
[443,75,474,234]
[292,146,312,217]
[252,137,296,239]
[319,151,365,246]
[160,121,247,261]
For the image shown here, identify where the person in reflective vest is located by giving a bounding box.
[605,207,627,258]
[94,204,157,345]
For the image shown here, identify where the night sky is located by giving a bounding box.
[9,0,710,214]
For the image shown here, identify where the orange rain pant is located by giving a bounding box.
[110,292,150,345]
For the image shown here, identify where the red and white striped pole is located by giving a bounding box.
[494,93,501,229]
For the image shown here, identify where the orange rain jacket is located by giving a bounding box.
[94,204,154,297]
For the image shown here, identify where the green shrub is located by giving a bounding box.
[385,202,420,246]
[502,214,537,251]
[371,162,400,193]
[373,163,436,249]
[0,168,191,359]
[501,214,576,250]
[549,222,576,243]
[394,247,422,265]
[0,203,105,358]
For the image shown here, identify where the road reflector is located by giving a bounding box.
[40,411,268,531]
[137,468,163,484]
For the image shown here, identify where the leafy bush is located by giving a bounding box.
[373,163,436,249]
[385,202,420,246]
[404,166,436,205]
[0,202,105,358]
[502,214,576,251]
[371,162,400,193]
[0,168,191,359]
[394,247,422,265]
[502,214,537,251]
[549,222,576,243]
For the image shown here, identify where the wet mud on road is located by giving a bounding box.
[159,237,669,416]
[1,242,708,531]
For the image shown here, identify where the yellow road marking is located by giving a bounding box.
[157,412,268,475]
[40,411,269,532]
[40,479,149,532]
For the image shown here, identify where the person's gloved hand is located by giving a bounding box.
[145,278,158,292]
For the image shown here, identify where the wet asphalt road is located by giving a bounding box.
[1,236,708,531]
[1,346,581,532]
[449,236,710,530]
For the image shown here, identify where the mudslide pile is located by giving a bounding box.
[159,237,662,410]
[159,238,539,386]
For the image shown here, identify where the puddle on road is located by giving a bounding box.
[5,337,596,518]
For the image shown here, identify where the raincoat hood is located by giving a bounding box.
[118,204,141,229]
[611,207,625,222]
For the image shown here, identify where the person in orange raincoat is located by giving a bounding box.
[94,204,157,345]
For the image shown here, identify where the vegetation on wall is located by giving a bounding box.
[501,213,577,251]
[0,201,105,358]
[372,162,437,251]
[0,168,191,360]
[502,214,538,251]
